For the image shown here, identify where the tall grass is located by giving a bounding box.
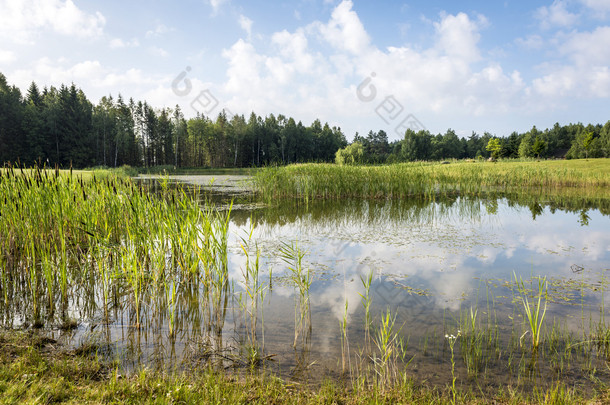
[254,160,610,201]
[279,241,312,349]
[0,163,232,337]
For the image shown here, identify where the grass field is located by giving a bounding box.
[254,159,610,201]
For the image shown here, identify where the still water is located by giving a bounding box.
[65,177,610,390]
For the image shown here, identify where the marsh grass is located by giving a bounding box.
[514,273,548,352]
[279,241,312,349]
[254,160,610,201]
[371,309,409,389]
[0,164,233,342]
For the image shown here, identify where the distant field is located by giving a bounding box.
[0,167,123,181]
[254,159,610,200]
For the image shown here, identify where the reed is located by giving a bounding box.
[254,160,610,201]
[359,271,373,353]
[514,273,548,351]
[279,241,312,349]
[237,225,267,365]
[371,309,409,389]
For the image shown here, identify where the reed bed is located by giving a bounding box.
[254,159,610,201]
[0,164,232,334]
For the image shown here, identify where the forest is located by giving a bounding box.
[1,72,609,168]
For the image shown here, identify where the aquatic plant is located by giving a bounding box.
[279,241,312,349]
[514,273,548,351]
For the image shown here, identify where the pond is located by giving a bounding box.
[5,174,610,393]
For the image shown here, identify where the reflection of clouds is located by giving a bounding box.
[427,269,477,311]
[315,276,363,321]
[225,199,610,321]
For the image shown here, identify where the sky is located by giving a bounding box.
[1,0,609,141]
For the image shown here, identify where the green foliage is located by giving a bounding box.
[485,138,503,159]
[532,136,547,158]
[335,141,364,165]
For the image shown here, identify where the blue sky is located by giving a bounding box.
[1,0,609,141]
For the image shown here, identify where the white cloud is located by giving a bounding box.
[109,38,140,49]
[535,0,579,29]
[561,26,610,65]
[219,2,531,134]
[0,49,16,64]
[516,34,545,49]
[0,0,105,44]
[531,26,610,99]
[145,23,173,39]
[238,14,253,40]
[149,46,169,58]
[208,0,229,15]
[580,0,610,13]
[9,58,171,103]
[316,0,371,55]
[434,12,484,63]
[10,58,104,90]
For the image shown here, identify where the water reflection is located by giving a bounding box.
[4,180,610,389]
[229,195,609,320]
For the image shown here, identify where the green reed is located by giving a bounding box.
[0,163,233,336]
[339,298,350,376]
[279,241,312,349]
[359,271,373,353]
[372,309,409,389]
[237,224,267,363]
[514,273,548,351]
[254,160,610,202]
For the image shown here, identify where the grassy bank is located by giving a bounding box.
[0,329,601,404]
[254,159,610,201]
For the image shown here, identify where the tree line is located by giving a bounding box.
[1,72,609,168]
[336,123,610,165]
[0,73,347,168]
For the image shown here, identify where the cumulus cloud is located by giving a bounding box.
[218,0,531,133]
[434,12,483,63]
[531,26,610,99]
[8,58,175,106]
[535,0,579,29]
[316,0,371,55]
[238,14,253,40]
[0,0,105,44]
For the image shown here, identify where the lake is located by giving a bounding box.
[6,174,610,392]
